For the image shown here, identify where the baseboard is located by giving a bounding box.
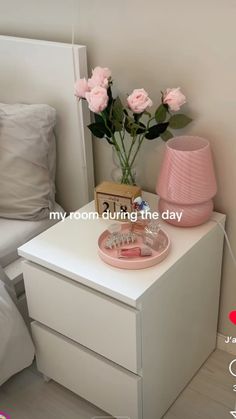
[217,333,236,355]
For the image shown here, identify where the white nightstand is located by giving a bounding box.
[18,192,225,419]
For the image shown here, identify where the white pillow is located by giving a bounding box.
[0,103,56,220]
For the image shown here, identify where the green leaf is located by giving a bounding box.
[99,110,116,135]
[145,123,169,140]
[169,114,192,129]
[102,100,114,122]
[112,97,124,131]
[94,113,104,124]
[113,120,123,131]
[160,130,173,141]
[124,117,140,136]
[125,114,146,134]
[143,110,152,118]
[101,89,114,127]
[155,104,167,123]
[87,122,110,139]
[136,122,146,135]
[107,85,113,106]
[134,113,143,122]
[113,97,124,121]
[124,117,133,134]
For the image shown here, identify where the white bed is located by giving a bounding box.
[0,36,94,384]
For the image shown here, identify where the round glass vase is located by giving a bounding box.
[111,147,137,186]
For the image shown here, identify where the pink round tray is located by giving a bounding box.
[98,224,171,269]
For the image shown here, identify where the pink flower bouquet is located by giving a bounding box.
[75,67,191,185]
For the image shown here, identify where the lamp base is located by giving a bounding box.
[158,198,214,227]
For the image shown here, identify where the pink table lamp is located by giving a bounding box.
[156,136,217,227]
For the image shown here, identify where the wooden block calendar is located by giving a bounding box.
[95,182,141,218]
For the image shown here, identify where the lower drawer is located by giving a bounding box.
[32,322,142,419]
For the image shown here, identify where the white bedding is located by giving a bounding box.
[0,280,34,385]
[0,202,65,268]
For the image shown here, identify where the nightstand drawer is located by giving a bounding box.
[23,261,141,373]
[32,321,142,419]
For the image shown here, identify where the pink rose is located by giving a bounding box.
[163,87,186,111]
[127,88,153,114]
[88,66,111,89]
[85,86,109,113]
[74,78,90,99]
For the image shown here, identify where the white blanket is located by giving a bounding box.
[0,280,34,385]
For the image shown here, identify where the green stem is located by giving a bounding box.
[128,116,156,169]
[127,133,137,163]
[117,129,136,184]
[101,113,127,168]
[101,112,157,185]
[118,130,126,158]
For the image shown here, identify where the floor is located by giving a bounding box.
[0,349,235,419]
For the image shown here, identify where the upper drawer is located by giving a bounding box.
[23,261,141,373]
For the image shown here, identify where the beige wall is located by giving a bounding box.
[1,0,236,336]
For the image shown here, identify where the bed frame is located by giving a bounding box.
[0,36,94,323]
[0,35,94,211]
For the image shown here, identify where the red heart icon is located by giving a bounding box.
[229,311,236,325]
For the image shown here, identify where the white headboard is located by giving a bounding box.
[0,36,94,212]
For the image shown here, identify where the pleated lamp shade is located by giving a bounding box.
[156,136,217,227]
